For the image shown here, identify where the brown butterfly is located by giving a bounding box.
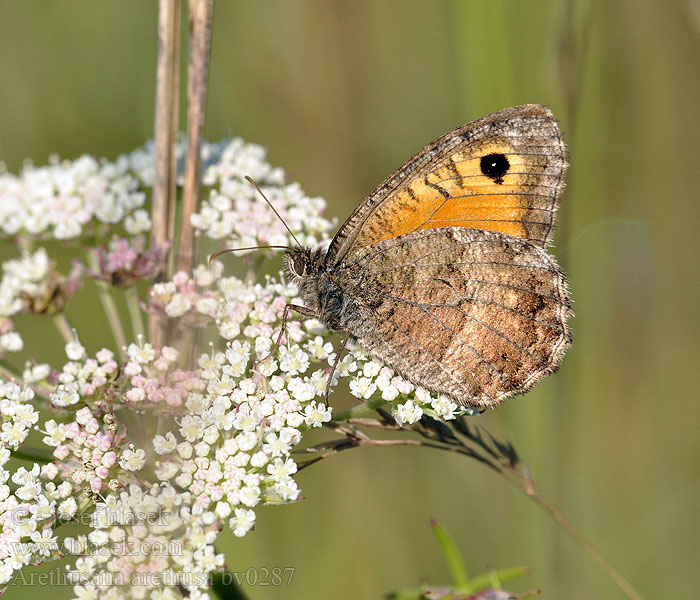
[276,104,572,409]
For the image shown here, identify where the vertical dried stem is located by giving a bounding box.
[151,0,182,348]
[177,0,214,274]
[152,0,181,259]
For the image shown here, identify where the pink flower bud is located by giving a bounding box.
[130,375,146,387]
[54,446,70,460]
[102,360,118,374]
[95,466,110,479]
[173,271,189,287]
[102,452,117,468]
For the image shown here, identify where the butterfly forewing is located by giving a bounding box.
[326,104,568,266]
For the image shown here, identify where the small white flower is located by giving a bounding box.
[41,419,67,446]
[124,208,151,234]
[392,399,424,426]
[119,447,146,471]
[165,293,192,317]
[273,477,300,502]
[239,484,261,507]
[362,361,382,377]
[0,332,23,352]
[50,385,80,407]
[266,457,297,481]
[278,346,310,376]
[30,528,59,557]
[179,415,205,442]
[153,432,178,454]
[430,395,458,420]
[229,508,256,537]
[349,376,377,400]
[22,362,50,382]
[65,341,86,361]
[303,402,332,428]
[155,459,180,482]
[57,497,78,520]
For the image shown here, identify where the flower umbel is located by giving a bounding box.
[0,135,471,600]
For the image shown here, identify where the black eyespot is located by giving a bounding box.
[480,153,510,184]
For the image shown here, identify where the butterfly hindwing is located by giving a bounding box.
[334,227,572,407]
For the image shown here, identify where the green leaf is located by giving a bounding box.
[467,566,531,592]
[431,519,469,590]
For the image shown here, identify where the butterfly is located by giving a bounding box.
[274,104,572,409]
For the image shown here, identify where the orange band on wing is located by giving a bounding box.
[352,143,552,247]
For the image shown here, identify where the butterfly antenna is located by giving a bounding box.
[208,245,294,264]
[245,175,303,248]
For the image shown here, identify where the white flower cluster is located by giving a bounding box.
[0,133,480,600]
[0,133,334,257]
[0,460,66,586]
[148,264,223,321]
[40,405,146,496]
[121,339,206,414]
[346,352,477,425]
[0,247,61,354]
[149,275,338,539]
[191,137,335,252]
[0,155,149,239]
[64,483,222,600]
[119,137,231,188]
[49,342,119,409]
[0,382,38,450]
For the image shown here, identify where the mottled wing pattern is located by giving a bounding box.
[335,228,572,408]
[326,104,567,266]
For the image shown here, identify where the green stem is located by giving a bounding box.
[303,417,645,600]
[0,360,53,398]
[467,566,530,592]
[332,398,387,421]
[52,313,74,344]
[524,491,644,600]
[11,446,54,464]
[125,286,146,340]
[0,360,21,382]
[85,252,128,360]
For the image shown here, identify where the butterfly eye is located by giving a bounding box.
[292,253,307,276]
[480,153,510,184]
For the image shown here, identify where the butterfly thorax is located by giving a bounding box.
[283,247,359,332]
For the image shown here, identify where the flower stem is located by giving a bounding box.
[177,0,214,274]
[525,491,643,600]
[125,286,146,340]
[332,398,387,421]
[151,0,182,349]
[11,446,54,465]
[85,252,128,360]
[0,360,21,383]
[52,313,74,345]
[301,415,645,600]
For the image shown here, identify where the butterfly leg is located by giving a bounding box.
[323,328,352,406]
[256,303,316,365]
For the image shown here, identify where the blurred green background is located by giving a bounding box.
[1,1,698,599]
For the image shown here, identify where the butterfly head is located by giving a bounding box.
[282,247,326,283]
